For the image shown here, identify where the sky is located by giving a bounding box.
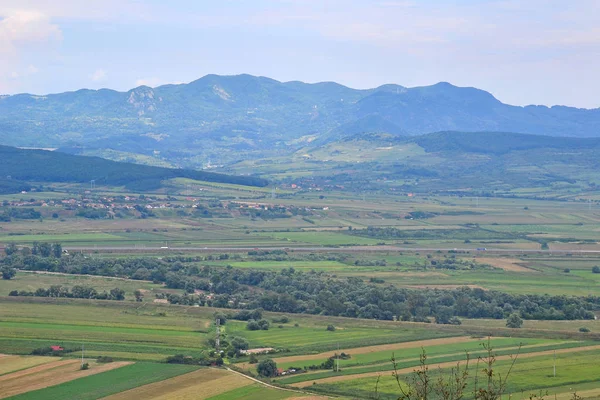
[0,0,598,108]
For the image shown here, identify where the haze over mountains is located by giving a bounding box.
[1,74,599,165]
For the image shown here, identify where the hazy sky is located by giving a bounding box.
[1,0,598,108]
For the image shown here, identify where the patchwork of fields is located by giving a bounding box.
[2,183,600,398]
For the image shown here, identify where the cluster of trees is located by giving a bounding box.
[348,226,515,241]
[0,207,41,221]
[166,352,224,366]
[2,251,597,322]
[4,242,63,258]
[9,285,125,300]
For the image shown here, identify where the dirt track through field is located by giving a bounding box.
[0,360,131,399]
[273,336,475,366]
[475,257,535,272]
[290,344,600,388]
[101,368,251,400]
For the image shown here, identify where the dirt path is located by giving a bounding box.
[225,367,329,398]
[273,336,475,366]
[290,344,600,388]
[475,257,535,272]
[0,360,131,399]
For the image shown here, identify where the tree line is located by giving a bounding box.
[2,246,598,323]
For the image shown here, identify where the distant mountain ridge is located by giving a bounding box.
[1,74,599,167]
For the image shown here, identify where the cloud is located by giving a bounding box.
[90,68,107,82]
[0,10,62,48]
[10,64,38,79]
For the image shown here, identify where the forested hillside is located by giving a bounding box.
[1,74,600,168]
[0,145,267,192]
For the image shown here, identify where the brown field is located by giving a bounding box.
[0,355,56,375]
[273,336,475,365]
[101,368,251,400]
[0,359,131,399]
[475,257,535,272]
[291,344,600,388]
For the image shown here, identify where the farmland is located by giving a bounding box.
[1,177,600,398]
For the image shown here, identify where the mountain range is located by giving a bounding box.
[1,74,599,167]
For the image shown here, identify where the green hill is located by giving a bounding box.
[0,146,268,193]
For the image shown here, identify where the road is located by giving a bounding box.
[58,244,600,255]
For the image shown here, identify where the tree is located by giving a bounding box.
[257,359,278,377]
[1,267,16,280]
[4,243,18,256]
[38,242,52,257]
[134,290,144,302]
[506,313,523,328]
[52,243,62,258]
[109,288,125,301]
[230,337,249,354]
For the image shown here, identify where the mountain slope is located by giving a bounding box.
[0,145,268,193]
[1,74,600,168]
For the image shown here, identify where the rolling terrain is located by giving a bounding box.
[2,74,600,168]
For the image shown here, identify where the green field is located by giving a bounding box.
[6,363,199,400]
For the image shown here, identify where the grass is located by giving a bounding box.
[0,271,167,300]
[0,297,212,358]
[206,384,297,400]
[0,355,55,376]
[226,320,453,354]
[314,348,600,399]
[275,337,558,370]
[5,362,199,400]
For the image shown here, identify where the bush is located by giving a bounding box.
[257,319,270,330]
[579,327,591,333]
[1,267,16,280]
[272,315,289,323]
[326,325,336,331]
[96,356,114,363]
[506,313,523,328]
[249,354,259,364]
[563,268,571,273]
[592,266,600,274]
[246,320,260,331]
[80,363,89,370]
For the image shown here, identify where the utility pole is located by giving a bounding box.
[336,343,340,372]
[215,318,220,351]
[553,350,556,378]
[81,343,85,368]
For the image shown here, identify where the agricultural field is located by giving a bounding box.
[1,179,600,399]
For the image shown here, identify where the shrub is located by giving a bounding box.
[249,354,259,364]
[592,266,600,274]
[97,356,114,363]
[272,315,289,323]
[563,268,571,273]
[506,313,523,328]
[246,320,260,331]
[326,324,336,331]
[579,327,590,333]
[80,363,89,370]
